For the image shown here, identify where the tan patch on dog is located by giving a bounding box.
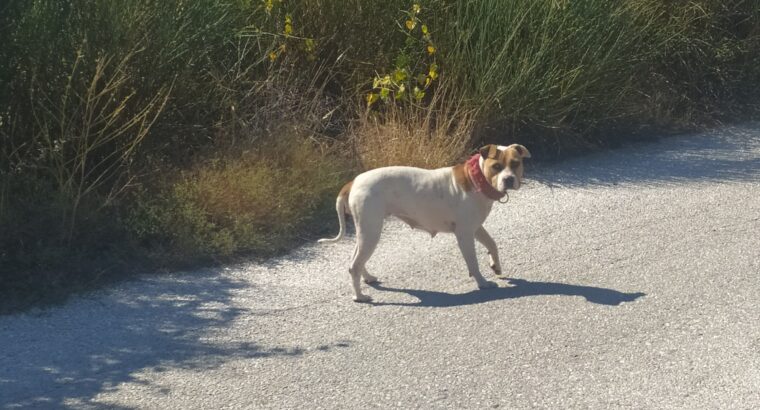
[452,163,473,191]
[339,180,353,199]
[487,145,500,160]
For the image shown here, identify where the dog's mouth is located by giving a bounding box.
[500,183,519,192]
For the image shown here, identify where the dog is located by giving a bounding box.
[319,144,531,302]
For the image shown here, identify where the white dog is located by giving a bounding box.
[319,144,531,302]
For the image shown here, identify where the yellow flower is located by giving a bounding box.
[269,51,277,62]
[405,19,416,30]
[427,45,436,55]
[413,4,421,14]
[421,25,428,35]
[373,75,392,89]
[304,38,315,52]
[393,68,408,83]
[413,86,425,101]
[284,14,293,35]
[396,84,406,100]
[428,63,439,79]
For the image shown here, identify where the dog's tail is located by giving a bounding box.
[318,181,352,243]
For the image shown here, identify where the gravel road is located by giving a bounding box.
[2,125,759,409]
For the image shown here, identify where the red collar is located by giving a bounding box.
[466,154,505,201]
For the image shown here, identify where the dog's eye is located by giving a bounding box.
[509,159,521,169]
[492,163,503,172]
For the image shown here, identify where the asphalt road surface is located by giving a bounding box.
[2,125,759,409]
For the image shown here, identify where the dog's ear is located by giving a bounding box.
[479,144,499,159]
[507,144,531,159]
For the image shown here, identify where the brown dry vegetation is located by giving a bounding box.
[354,82,479,169]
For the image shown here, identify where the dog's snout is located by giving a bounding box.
[504,176,516,189]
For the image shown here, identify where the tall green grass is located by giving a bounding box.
[439,1,660,130]
[426,0,759,149]
[1,0,758,311]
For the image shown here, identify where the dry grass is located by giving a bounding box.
[126,133,349,262]
[352,81,479,170]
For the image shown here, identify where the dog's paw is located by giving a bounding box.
[477,280,498,289]
[362,274,379,284]
[353,294,372,303]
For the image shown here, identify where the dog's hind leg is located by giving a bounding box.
[475,226,502,276]
[348,206,383,302]
[348,239,378,285]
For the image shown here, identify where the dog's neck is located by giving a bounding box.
[466,154,505,201]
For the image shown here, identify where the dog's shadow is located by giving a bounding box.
[368,278,644,307]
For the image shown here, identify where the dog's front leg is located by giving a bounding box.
[475,226,502,276]
[455,230,498,289]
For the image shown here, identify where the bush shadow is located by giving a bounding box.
[369,278,645,307]
[0,270,307,409]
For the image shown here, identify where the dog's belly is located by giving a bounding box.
[388,204,457,236]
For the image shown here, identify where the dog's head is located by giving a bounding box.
[479,144,531,192]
